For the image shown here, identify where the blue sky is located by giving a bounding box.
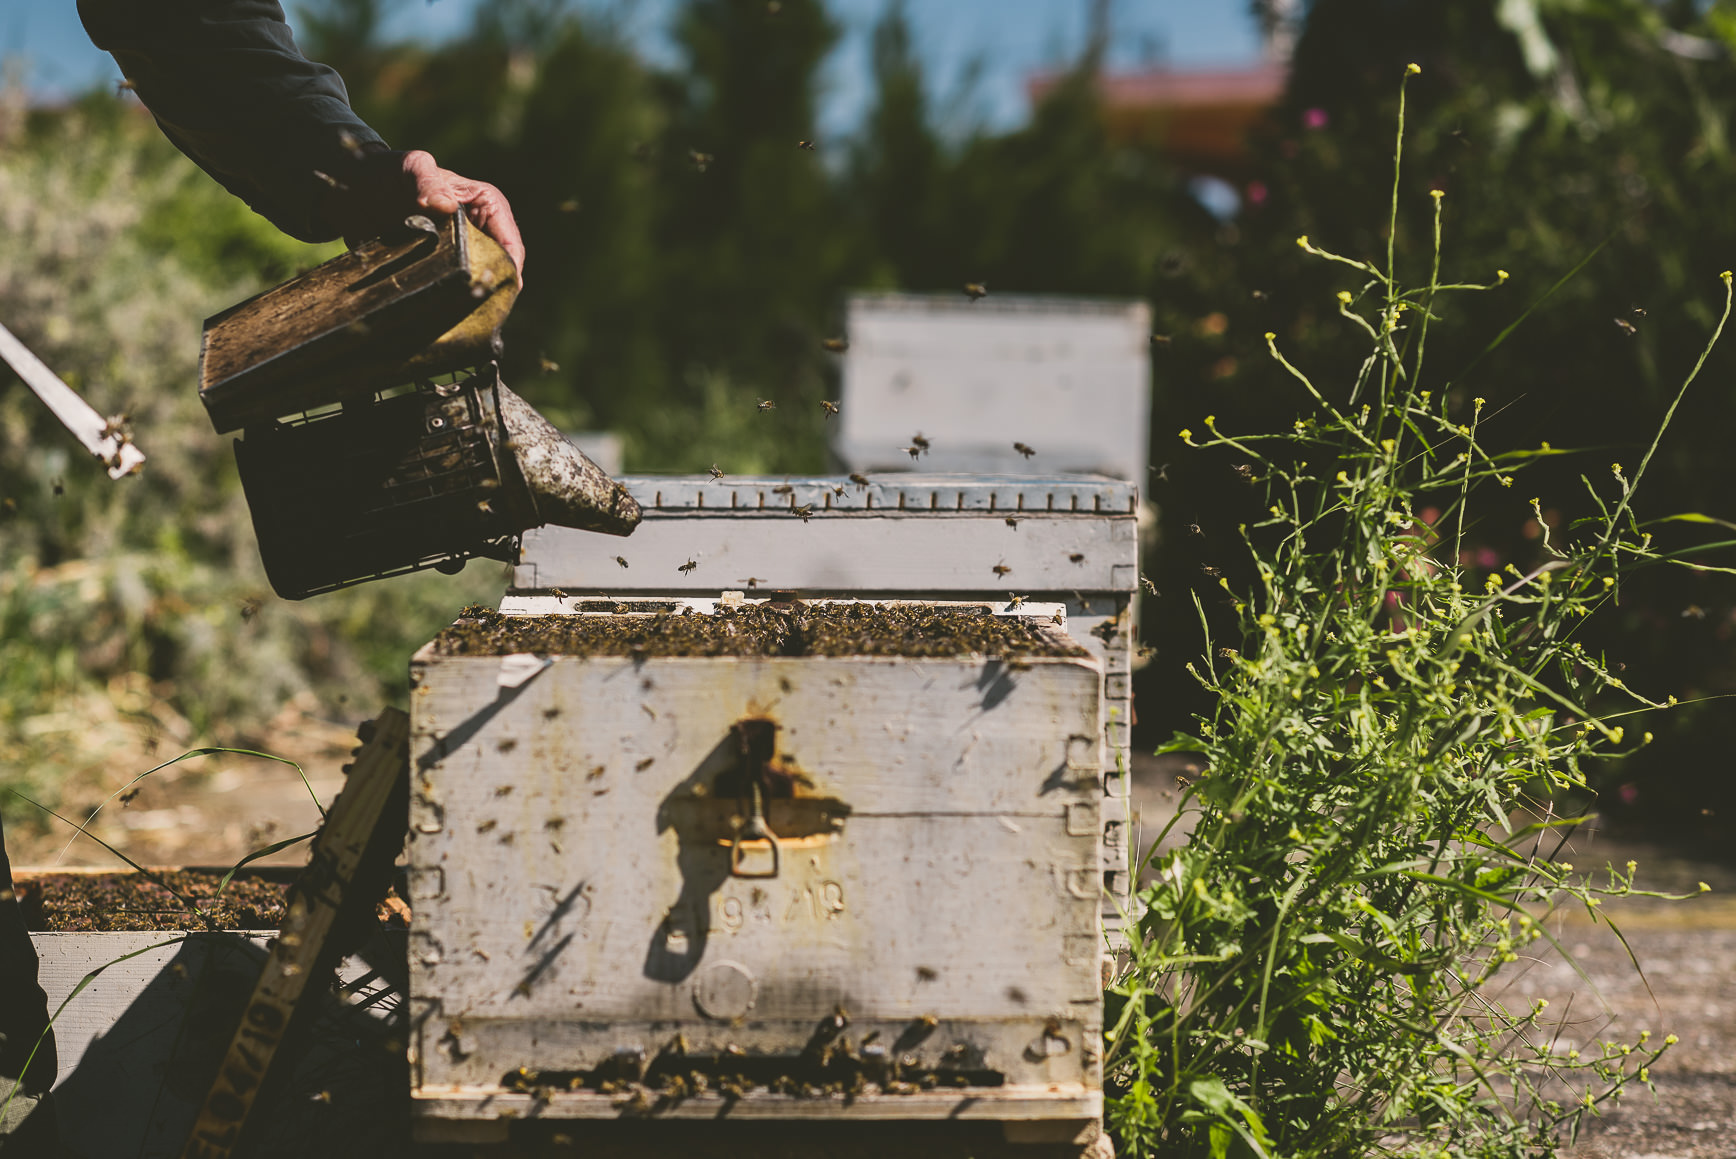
[3,1,1262,134]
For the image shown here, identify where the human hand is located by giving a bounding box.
[320,146,525,286]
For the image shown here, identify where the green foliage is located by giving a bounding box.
[1110,70,1718,1157]
[1149,0,1736,827]
[0,95,502,827]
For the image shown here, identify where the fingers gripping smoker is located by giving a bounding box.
[197,213,639,599]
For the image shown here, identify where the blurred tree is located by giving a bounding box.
[1141,0,1736,836]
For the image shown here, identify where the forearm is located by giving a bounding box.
[78,0,386,242]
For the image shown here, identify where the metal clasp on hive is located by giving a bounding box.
[730,779,781,878]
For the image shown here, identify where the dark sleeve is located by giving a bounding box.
[78,0,388,242]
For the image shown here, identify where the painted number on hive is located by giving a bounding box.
[714,880,844,931]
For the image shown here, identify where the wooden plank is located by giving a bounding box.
[180,709,409,1159]
[516,513,1137,593]
[409,652,1102,1101]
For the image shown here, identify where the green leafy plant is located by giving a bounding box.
[1108,65,1720,1158]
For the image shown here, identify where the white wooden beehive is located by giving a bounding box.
[408,601,1104,1128]
[510,474,1139,929]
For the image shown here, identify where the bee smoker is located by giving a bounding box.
[198,213,639,599]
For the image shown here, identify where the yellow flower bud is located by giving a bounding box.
[1179,429,1193,441]
[1430,188,1444,200]
[1406,62,1421,74]
[1336,290,1352,305]
[1296,235,1310,248]
[1666,1034,1679,1044]
[1497,269,1510,282]
[1264,331,1277,341]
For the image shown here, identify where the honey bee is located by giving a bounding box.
[739,577,765,589]
[797,139,816,150]
[1200,564,1223,578]
[911,433,930,454]
[1150,333,1172,346]
[1013,442,1035,458]
[1008,595,1026,610]
[773,482,795,495]
[476,499,493,515]
[311,168,346,191]
[679,558,699,573]
[757,399,776,412]
[831,483,846,497]
[239,596,264,620]
[1218,646,1238,659]
[636,757,656,771]
[821,400,840,418]
[1188,521,1203,537]
[992,561,1012,578]
[688,148,714,172]
[1005,516,1018,528]
[708,464,725,480]
[1051,611,1064,626]
[1613,316,1638,337]
[1140,574,1159,596]
[310,1089,333,1104]
[822,338,848,353]
[119,787,141,806]
[963,283,988,301]
[901,445,922,460]
[538,354,560,373]
[337,129,365,158]
[1232,463,1254,482]
[100,413,132,441]
[793,504,814,521]
[849,473,870,489]
[1068,553,1085,563]
[558,198,581,213]
[1682,604,1708,619]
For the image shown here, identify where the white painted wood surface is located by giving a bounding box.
[836,294,1151,481]
[409,649,1103,1111]
[31,931,400,1158]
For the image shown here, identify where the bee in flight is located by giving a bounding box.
[1005,516,1019,528]
[678,558,699,574]
[708,464,725,480]
[757,399,776,412]
[1008,595,1026,610]
[1013,442,1035,459]
[821,400,840,418]
[992,561,1012,578]
[797,139,816,150]
[793,504,814,522]
[822,338,848,353]
[911,433,930,454]
[615,556,630,569]
[901,445,922,460]
[739,577,765,589]
[1069,553,1085,563]
[963,283,988,301]
[849,473,870,489]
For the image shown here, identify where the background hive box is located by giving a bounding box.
[407,610,1103,1123]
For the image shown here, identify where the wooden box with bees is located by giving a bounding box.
[510,474,1141,931]
[406,474,1137,1146]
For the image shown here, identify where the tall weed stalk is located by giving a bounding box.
[1108,65,1721,1158]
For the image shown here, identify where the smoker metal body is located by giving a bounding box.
[509,474,1139,927]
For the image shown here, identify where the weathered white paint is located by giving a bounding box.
[409,647,1103,1117]
[837,294,1151,481]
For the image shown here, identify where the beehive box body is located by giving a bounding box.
[409,644,1103,1120]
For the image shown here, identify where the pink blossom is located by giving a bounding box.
[1302,107,1329,130]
